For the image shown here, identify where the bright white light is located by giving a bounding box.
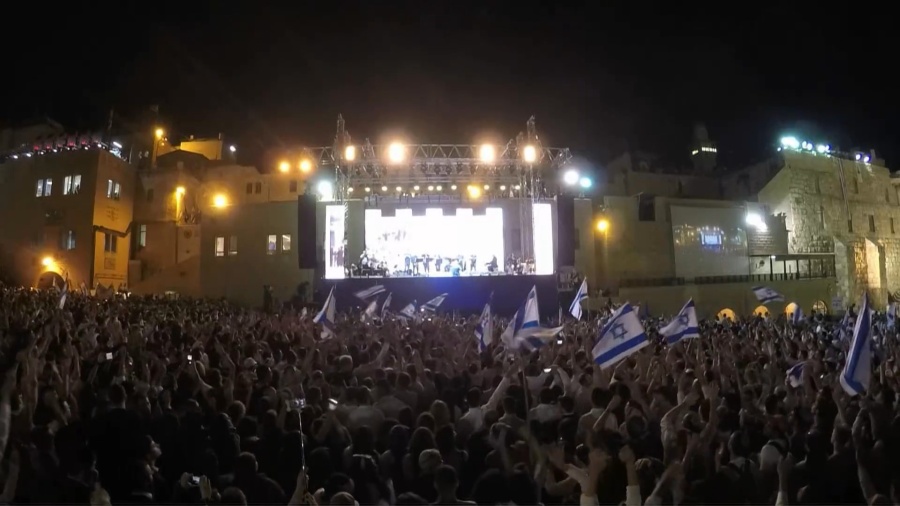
[479,144,496,163]
[112,141,122,148]
[533,203,554,274]
[856,153,862,161]
[344,145,356,161]
[229,145,236,153]
[745,212,768,232]
[780,136,800,149]
[864,156,871,163]
[815,144,827,153]
[317,180,334,200]
[563,169,580,185]
[523,145,537,163]
[579,177,592,189]
[387,142,405,163]
[324,205,346,279]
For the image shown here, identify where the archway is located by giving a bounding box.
[35,271,64,290]
[812,300,828,315]
[752,305,770,317]
[784,302,798,316]
[716,308,736,322]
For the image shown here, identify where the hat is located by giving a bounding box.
[418,449,443,474]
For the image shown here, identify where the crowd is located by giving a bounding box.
[0,283,894,505]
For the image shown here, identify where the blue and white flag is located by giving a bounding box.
[659,298,699,345]
[786,362,805,388]
[354,285,386,301]
[381,293,392,319]
[58,281,68,310]
[399,301,417,321]
[836,311,852,341]
[752,286,784,304]
[361,299,378,322]
[502,286,563,351]
[592,303,649,368]
[888,303,897,330]
[421,293,448,313]
[791,305,804,325]
[313,287,337,339]
[475,302,493,351]
[569,279,588,320]
[840,293,873,396]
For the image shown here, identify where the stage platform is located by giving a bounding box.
[319,274,560,318]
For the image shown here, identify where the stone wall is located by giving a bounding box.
[756,151,900,308]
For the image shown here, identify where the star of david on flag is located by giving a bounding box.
[592,302,648,368]
[659,298,700,345]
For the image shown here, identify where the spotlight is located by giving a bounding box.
[450,185,457,190]
[427,185,434,191]
[483,184,490,190]
[396,186,402,192]
[388,142,405,163]
[299,159,312,173]
[479,144,496,163]
[347,187,354,193]
[522,145,537,163]
[596,219,609,232]
[563,169,579,185]
[317,181,334,200]
[436,185,443,191]
[154,128,164,139]
[413,185,420,191]
[579,177,592,189]
[41,256,54,267]
[213,194,228,208]
[514,184,521,190]
[467,185,481,199]
[364,187,371,192]
[780,136,800,149]
[278,161,290,173]
[175,186,186,195]
[500,185,507,191]
[864,155,871,163]
[381,185,388,191]
[856,153,862,161]
[228,145,236,153]
[344,145,357,161]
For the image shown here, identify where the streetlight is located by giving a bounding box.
[213,194,228,208]
[155,128,164,139]
[299,159,312,173]
[278,161,290,173]
[596,219,609,233]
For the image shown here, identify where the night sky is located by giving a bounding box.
[2,1,895,172]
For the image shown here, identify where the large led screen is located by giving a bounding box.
[671,205,749,280]
[324,204,346,279]
[362,207,504,277]
[532,202,555,275]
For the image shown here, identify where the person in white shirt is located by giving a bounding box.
[578,388,619,443]
[456,377,509,438]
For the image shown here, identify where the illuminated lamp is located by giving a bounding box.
[579,177,592,189]
[278,161,290,173]
[563,169,579,186]
[212,194,228,208]
[299,159,312,173]
[387,142,405,163]
[479,144,496,163]
[522,145,537,163]
[41,256,54,267]
[467,185,481,199]
[344,145,357,161]
[596,219,609,233]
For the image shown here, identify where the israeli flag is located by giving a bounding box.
[313,287,337,339]
[592,303,649,368]
[659,298,699,345]
[381,293,392,319]
[422,293,448,313]
[502,286,563,351]
[399,301,417,320]
[888,303,897,330]
[59,281,69,310]
[786,362,805,388]
[475,302,493,351]
[840,293,873,396]
[836,311,852,341]
[569,279,589,320]
[752,286,784,304]
[791,305,804,325]
[354,284,386,301]
[361,299,378,322]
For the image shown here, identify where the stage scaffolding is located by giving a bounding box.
[303,115,572,260]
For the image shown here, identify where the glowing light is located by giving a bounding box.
[396,186,402,192]
[467,185,481,199]
[388,142,405,163]
[364,187,371,192]
[780,136,800,149]
[317,181,334,200]
[563,169,580,185]
[299,159,312,173]
[579,177,592,189]
[347,187,354,193]
[500,185,507,191]
[450,185,457,190]
[436,185,443,191]
[381,186,388,191]
[41,256,54,267]
[278,161,290,173]
[815,144,828,153]
[213,194,228,208]
[427,185,434,191]
[745,212,767,232]
[856,153,862,161]
[154,128,164,139]
[413,185,420,191]
[229,145,236,153]
[479,144,496,163]
[522,145,537,163]
[483,184,490,190]
[175,186,185,195]
[344,145,356,161]
[596,219,609,233]
[864,155,871,163]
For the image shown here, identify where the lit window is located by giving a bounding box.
[35,178,52,197]
[215,237,225,257]
[281,234,292,252]
[267,235,277,255]
[138,224,147,248]
[106,179,121,199]
[103,234,118,253]
[63,175,81,195]
[61,230,76,250]
[228,235,238,256]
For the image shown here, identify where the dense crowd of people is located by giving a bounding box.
[0,283,894,505]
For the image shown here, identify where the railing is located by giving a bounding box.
[619,271,833,288]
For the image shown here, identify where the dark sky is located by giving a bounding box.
[2,1,895,171]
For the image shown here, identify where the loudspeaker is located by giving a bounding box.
[557,195,575,267]
[297,194,317,269]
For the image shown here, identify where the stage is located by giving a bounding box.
[318,274,560,318]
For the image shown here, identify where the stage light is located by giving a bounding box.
[467,185,481,198]
[864,155,871,163]
[347,187,354,193]
[41,256,54,267]
[388,142,405,163]
[579,177,592,189]
[365,187,371,192]
[815,144,828,153]
[299,159,312,173]
[213,194,228,208]
[396,186,402,192]
[483,184,490,190]
[381,185,388,191]
[317,181,334,200]
[563,169,580,185]
[427,185,434,191]
[780,136,800,149]
[745,212,767,231]
[229,145,236,153]
[175,186,185,195]
[450,184,457,190]
[523,145,537,163]
[413,185,420,191]
[479,144,496,163]
[155,128,164,139]
[596,219,609,233]
[344,145,357,161]
[278,161,290,173]
[856,153,862,161]
[436,185,443,191]
[514,184,521,190]
[500,185,507,191]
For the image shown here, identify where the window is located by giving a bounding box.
[254,182,262,194]
[892,217,896,234]
[63,175,81,195]
[106,179,121,199]
[138,224,147,248]
[281,234,292,252]
[289,180,298,193]
[35,178,52,197]
[246,183,253,194]
[215,237,225,257]
[267,235,277,255]
[819,206,825,228]
[848,217,854,233]
[637,194,655,222]
[869,215,876,233]
[146,189,154,202]
[228,235,238,256]
[60,230,76,250]
[103,234,118,253]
